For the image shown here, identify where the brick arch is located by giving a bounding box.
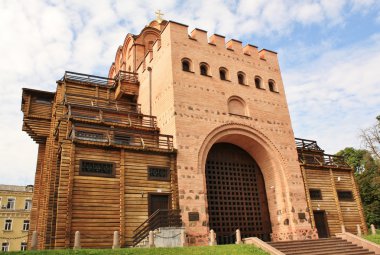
[198,123,296,236]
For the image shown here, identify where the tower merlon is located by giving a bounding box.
[190,28,208,42]
[243,44,258,56]
[226,39,243,52]
[209,34,225,46]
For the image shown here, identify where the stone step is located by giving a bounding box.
[276,243,359,253]
[280,246,374,255]
[268,237,341,246]
[269,239,348,249]
[267,237,376,255]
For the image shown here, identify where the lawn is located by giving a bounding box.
[8,244,269,255]
[363,230,380,245]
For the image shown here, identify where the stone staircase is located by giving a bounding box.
[268,237,378,255]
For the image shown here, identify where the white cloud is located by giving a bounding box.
[0,0,379,185]
[283,34,380,154]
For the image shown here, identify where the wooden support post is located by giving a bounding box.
[120,149,125,247]
[73,231,81,250]
[351,173,368,234]
[330,169,344,228]
[341,225,346,233]
[300,165,315,228]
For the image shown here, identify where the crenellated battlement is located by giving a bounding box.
[163,20,278,62]
[135,20,280,74]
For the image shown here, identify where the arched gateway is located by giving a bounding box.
[206,143,272,244]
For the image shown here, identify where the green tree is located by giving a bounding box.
[336,147,380,227]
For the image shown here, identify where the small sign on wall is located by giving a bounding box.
[189,212,199,221]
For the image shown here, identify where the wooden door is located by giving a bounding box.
[206,143,272,244]
[313,211,329,238]
[148,194,170,216]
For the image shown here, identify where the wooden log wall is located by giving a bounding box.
[59,145,176,248]
[304,168,342,235]
[332,170,366,234]
[304,166,367,236]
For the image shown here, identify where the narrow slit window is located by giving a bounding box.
[220,69,226,80]
[269,80,277,92]
[255,76,262,89]
[238,73,245,85]
[200,63,209,76]
[182,59,191,72]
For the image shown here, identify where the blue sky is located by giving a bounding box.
[0,0,379,185]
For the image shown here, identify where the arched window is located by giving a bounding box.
[219,67,228,81]
[182,58,191,72]
[268,79,277,92]
[228,96,247,116]
[255,76,262,89]
[200,63,209,76]
[237,72,246,85]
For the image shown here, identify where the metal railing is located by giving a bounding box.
[132,209,182,247]
[69,123,174,151]
[67,104,157,129]
[63,71,116,87]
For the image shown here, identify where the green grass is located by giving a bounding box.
[8,244,269,255]
[363,230,380,245]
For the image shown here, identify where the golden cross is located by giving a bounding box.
[155,10,164,23]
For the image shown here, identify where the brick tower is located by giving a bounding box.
[109,19,314,244]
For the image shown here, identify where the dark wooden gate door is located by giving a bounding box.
[313,211,329,238]
[206,143,272,244]
[149,194,170,216]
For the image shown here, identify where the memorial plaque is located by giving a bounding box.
[188,212,199,221]
[298,213,306,220]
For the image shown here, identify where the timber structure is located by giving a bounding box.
[21,19,366,249]
[21,69,179,249]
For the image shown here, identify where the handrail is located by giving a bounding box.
[295,138,323,151]
[114,70,139,83]
[64,71,116,87]
[298,152,350,168]
[69,123,174,152]
[64,93,141,113]
[132,209,182,246]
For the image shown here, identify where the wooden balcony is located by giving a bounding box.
[114,71,139,101]
[68,123,174,152]
[67,104,158,131]
[21,88,54,143]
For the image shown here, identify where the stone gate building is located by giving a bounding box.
[21,19,367,249]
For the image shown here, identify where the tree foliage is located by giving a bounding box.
[336,147,380,227]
